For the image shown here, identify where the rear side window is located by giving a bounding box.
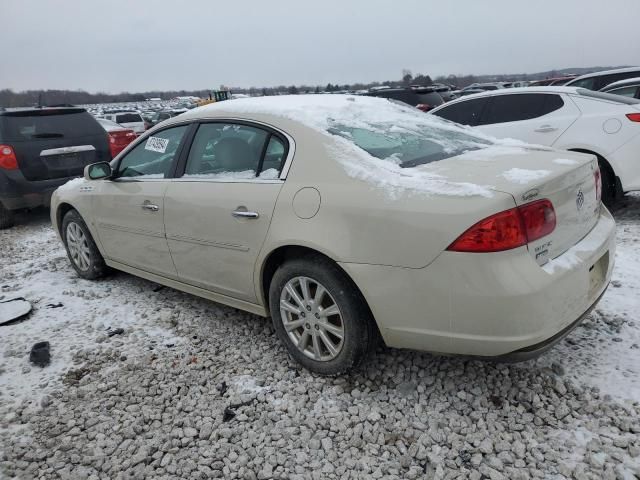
[606,86,639,98]
[0,110,104,141]
[183,122,281,179]
[479,94,564,125]
[431,98,488,126]
[116,113,142,123]
[600,71,640,89]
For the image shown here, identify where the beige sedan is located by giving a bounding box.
[51,95,615,374]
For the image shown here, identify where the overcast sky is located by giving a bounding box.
[1,0,638,93]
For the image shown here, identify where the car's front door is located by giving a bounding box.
[93,124,190,277]
[475,93,580,146]
[163,121,289,303]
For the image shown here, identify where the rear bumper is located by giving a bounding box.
[0,169,79,210]
[492,284,607,362]
[340,207,616,357]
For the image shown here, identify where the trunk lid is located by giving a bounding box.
[430,146,600,264]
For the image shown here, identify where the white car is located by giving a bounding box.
[429,87,640,204]
[102,112,145,135]
[564,66,640,91]
[50,95,614,374]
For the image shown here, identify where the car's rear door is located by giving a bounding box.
[92,124,191,277]
[476,93,580,145]
[163,121,289,303]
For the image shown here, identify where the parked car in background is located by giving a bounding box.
[429,87,640,205]
[600,77,640,99]
[564,67,640,91]
[0,107,110,228]
[97,118,137,158]
[366,87,444,111]
[51,95,614,374]
[529,76,577,87]
[147,110,188,128]
[102,112,145,134]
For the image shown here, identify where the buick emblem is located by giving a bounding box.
[576,189,584,210]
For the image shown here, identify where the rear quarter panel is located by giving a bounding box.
[256,125,517,272]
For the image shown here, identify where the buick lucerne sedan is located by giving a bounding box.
[51,95,615,374]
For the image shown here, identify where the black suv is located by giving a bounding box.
[366,87,444,112]
[0,107,110,228]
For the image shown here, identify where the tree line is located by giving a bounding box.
[0,67,603,107]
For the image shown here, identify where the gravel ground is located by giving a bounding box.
[1,199,640,480]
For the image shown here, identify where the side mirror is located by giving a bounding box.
[84,162,112,180]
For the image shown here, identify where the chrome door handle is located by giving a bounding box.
[232,210,259,219]
[141,204,159,212]
[534,125,558,133]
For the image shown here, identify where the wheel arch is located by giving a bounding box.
[55,202,76,235]
[259,244,376,325]
[567,147,622,197]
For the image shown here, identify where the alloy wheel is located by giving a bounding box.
[279,276,345,361]
[66,222,91,271]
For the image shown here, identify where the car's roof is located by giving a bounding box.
[438,86,580,104]
[601,77,640,90]
[566,66,640,83]
[430,86,640,113]
[0,106,86,116]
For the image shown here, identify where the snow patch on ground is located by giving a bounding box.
[536,195,640,402]
[0,221,185,413]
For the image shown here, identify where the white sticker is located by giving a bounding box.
[145,136,169,153]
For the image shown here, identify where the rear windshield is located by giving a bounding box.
[576,88,640,105]
[0,110,104,141]
[328,120,491,168]
[116,113,142,123]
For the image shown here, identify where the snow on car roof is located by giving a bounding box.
[190,95,513,198]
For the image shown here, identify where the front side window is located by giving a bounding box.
[432,98,488,126]
[116,125,188,178]
[479,94,563,125]
[184,122,285,179]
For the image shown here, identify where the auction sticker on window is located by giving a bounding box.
[145,137,169,153]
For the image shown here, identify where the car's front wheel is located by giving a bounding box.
[61,210,108,280]
[269,256,376,375]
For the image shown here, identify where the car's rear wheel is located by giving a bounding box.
[0,203,14,229]
[598,157,618,207]
[61,210,108,280]
[269,256,376,375]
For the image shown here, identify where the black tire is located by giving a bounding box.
[269,255,376,375]
[0,203,14,229]
[598,158,618,207]
[61,209,108,280]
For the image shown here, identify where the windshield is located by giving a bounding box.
[327,120,491,168]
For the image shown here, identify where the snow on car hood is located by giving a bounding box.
[201,95,559,198]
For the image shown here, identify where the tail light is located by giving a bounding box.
[416,104,431,112]
[0,144,18,170]
[594,167,602,203]
[626,113,640,122]
[447,199,556,253]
